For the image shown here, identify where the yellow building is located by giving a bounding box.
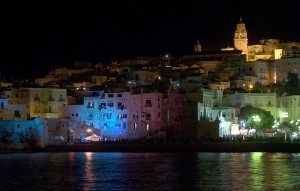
[8,88,67,119]
[277,95,300,122]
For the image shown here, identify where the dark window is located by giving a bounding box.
[14,110,20,118]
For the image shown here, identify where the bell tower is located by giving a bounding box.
[194,40,201,52]
[234,17,248,55]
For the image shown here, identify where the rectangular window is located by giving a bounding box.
[118,94,122,97]
[59,94,65,102]
[87,102,94,108]
[100,103,106,109]
[106,113,112,119]
[88,114,93,120]
[49,94,54,101]
[76,113,78,117]
[108,94,114,98]
[145,99,152,107]
[107,102,114,107]
[16,123,20,128]
[134,123,138,130]
[146,114,151,120]
[267,98,271,106]
[123,122,126,129]
[34,92,40,101]
[118,102,122,109]
[14,110,20,118]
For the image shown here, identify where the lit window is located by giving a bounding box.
[87,102,94,108]
[134,123,138,130]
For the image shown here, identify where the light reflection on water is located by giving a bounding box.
[0,152,300,191]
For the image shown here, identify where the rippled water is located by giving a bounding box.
[0,152,300,191]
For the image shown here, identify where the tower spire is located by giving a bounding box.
[240,16,243,23]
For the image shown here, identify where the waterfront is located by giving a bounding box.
[0,152,300,191]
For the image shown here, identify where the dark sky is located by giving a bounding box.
[1,0,300,79]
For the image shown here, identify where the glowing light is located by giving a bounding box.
[281,112,288,118]
[252,115,260,122]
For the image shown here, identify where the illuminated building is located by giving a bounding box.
[221,60,274,88]
[234,17,248,56]
[64,90,184,140]
[7,88,67,119]
[0,117,48,148]
[277,95,300,122]
[0,95,28,120]
[274,55,300,84]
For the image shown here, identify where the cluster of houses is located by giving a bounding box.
[1,18,300,149]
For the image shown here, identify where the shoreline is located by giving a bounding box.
[2,142,300,153]
[37,142,300,153]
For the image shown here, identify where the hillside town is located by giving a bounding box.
[1,17,300,149]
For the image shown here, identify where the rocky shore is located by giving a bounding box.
[39,142,300,153]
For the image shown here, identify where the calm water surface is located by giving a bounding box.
[0,152,300,191]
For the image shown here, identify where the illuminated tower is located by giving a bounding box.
[234,17,248,55]
[194,40,201,52]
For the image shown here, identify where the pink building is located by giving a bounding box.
[63,90,184,141]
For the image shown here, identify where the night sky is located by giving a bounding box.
[1,0,300,79]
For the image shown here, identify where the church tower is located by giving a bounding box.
[234,17,248,55]
[194,40,201,52]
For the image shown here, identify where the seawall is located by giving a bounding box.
[41,143,300,153]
